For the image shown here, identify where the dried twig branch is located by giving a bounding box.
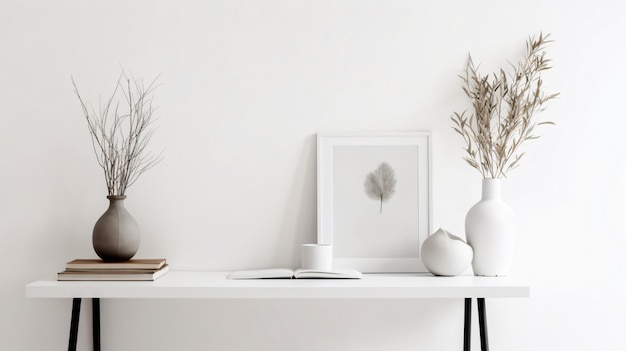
[73,71,163,196]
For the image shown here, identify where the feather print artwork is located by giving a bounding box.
[364,162,397,213]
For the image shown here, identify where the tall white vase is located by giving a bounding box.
[465,178,516,276]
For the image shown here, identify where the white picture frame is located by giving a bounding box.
[317,132,432,273]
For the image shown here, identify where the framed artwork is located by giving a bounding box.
[317,132,432,272]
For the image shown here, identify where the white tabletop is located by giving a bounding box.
[25,271,529,299]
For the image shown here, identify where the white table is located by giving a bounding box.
[25,271,529,351]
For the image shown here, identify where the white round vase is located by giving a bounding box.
[421,228,473,276]
[465,178,516,277]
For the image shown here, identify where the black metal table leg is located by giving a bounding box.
[93,298,101,351]
[68,298,82,351]
[463,298,472,351]
[477,298,489,351]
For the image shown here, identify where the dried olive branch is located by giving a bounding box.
[451,33,559,178]
[73,71,163,196]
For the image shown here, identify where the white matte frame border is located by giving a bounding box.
[317,131,432,273]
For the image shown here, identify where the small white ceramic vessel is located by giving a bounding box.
[421,228,473,276]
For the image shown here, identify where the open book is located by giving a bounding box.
[228,268,362,279]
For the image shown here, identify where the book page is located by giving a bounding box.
[227,268,295,279]
[293,269,362,279]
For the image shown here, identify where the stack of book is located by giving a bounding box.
[57,258,169,281]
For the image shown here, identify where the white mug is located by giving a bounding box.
[301,244,333,271]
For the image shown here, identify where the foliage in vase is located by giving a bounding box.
[451,33,559,178]
[73,72,162,196]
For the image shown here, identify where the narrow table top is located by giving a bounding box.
[25,271,529,299]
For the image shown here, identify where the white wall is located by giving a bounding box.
[2,1,625,350]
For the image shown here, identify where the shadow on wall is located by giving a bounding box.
[275,134,318,268]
